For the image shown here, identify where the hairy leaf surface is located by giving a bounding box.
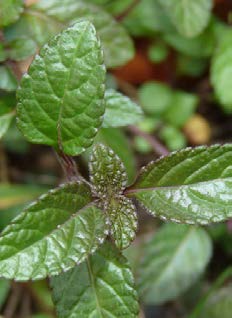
[17,21,105,155]
[127,144,232,224]
[159,0,213,37]
[0,182,107,280]
[139,224,212,304]
[103,89,143,128]
[107,196,137,250]
[51,241,139,318]
[89,144,127,197]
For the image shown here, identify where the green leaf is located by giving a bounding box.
[163,21,215,58]
[0,0,23,27]
[93,128,137,184]
[30,0,134,68]
[51,241,139,318]
[126,144,232,224]
[0,182,107,280]
[0,280,10,310]
[89,144,127,197]
[17,21,106,155]
[0,112,15,139]
[0,43,6,62]
[0,66,17,92]
[163,91,199,128]
[159,125,187,151]
[159,0,213,37]
[199,285,232,318]
[123,0,173,36]
[6,37,37,61]
[106,196,137,249]
[138,81,172,116]
[211,30,232,113]
[139,224,212,304]
[103,89,143,128]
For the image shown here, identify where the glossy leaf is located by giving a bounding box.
[211,31,232,113]
[0,66,17,92]
[0,182,107,280]
[159,0,213,37]
[199,285,232,318]
[106,196,137,249]
[51,241,139,318]
[103,89,143,128]
[139,224,212,304]
[0,112,14,139]
[17,21,106,155]
[89,144,128,197]
[31,0,134,68]
[127,144,232,224]
[0,0,23,27]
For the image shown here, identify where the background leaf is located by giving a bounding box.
[51,241,139,318]
[17,21,106,155]
[0,182,107,280]
[139,224,212,304]
[159,0,213,37]
[0,112,15,139]
[0,0,23,27]
[103,89,143,128]
[0,66,17,92]
[127,144,232,224]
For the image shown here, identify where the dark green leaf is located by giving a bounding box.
[103,89,143,128]
[0,66,17,92]
[89,144,127,197]
[139,224,212,304]
[51,241,139,318]
[0,112,15,139]
[127,144,232,224]
[0,182,107,280]
[0,0,23,27]
[17,21,106,155]
[159,0,213,37]
[106,196,137,249]
[0,279,10,310]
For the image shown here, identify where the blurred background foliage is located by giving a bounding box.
[0,0,232,317]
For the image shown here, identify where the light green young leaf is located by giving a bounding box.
[159,125,187,151]
[17,21,106,155]
[51,241,139,318]
[163,91,199,128]
[103,89,143,128]
[139,224,212,304]
[159,0,213,38]
[0,112,15,139]
[0,66,17,92]
[106,196,137,249]
[0,0,23,27]
[89,144,128,197]
[211,31,232,113]
[0,182,107,280]
[138,81,172,116]
[27,0,134,68]
[126,144,232,224]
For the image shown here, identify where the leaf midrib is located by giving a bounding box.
[125,177,232,195]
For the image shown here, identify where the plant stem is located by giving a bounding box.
[128,125,169,157]
[55,151,81,182]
